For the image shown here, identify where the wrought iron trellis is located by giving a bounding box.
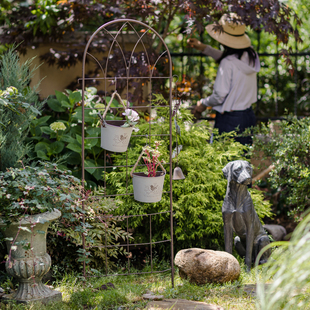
[80,19,174,285]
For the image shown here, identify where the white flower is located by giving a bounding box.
[122,109,139,122]
[6,194,11,199]
[23,191,28,195]
[50,122,66,132]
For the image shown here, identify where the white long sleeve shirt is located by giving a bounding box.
[201,46,260,113]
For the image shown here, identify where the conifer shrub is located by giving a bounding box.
[0,47,43,171]
[105,96,273,256]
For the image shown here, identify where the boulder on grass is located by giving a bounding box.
[174,248,240,285]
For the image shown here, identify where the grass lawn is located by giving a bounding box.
[0,261,263,310]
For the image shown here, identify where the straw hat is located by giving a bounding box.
[205,13,251,49]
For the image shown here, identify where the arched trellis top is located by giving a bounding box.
[81,19,173,83]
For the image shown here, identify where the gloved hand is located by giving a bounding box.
[192,100,207,119]
[187,38,207,51]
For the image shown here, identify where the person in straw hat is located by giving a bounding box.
[188,13,260,145]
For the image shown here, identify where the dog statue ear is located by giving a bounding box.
[222,162,233,180]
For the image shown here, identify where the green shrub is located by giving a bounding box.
[0,47,43,171]
[250,116,310,219]
[47,188,131,273]
[105,96,273,255]
[28,87,123,187]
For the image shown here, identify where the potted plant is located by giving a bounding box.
[0,161,81,304]
[97,90,139,153]
[130,141,166,203]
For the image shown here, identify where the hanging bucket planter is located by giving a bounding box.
[101,121,133,153]
[99,91,138,153]
[130,148,166,203]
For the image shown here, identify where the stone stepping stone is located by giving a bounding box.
[146,298,223,310]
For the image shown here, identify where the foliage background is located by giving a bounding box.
[104,99,273,257]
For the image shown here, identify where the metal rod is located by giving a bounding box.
[150,215,153,272]
[85,239,171,249]
[85,268,172,278]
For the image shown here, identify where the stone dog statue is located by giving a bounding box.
[222,160,270,271]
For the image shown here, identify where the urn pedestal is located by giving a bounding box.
[0,210,62,304]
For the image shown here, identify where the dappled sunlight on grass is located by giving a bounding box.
[0,260,269,310]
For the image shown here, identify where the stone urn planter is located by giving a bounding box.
[0,209,62,304]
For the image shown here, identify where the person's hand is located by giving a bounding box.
[187,38,207,51]
[192,100,207,119]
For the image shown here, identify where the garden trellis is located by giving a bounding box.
[80,19,175,285]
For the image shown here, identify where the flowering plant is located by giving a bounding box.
[142,141,163,177]
[121,108,140,131]
[0,161,81,224]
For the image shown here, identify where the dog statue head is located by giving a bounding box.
[222,160,252,186]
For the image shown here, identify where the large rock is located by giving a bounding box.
[174,248,240,285]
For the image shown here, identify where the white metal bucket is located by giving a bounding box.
[132,172,165,203]
[101,122,133,153]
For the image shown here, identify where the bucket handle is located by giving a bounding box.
[98,91,128,126]
[130,148,166,178]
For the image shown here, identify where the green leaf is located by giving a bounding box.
[33,115,51,126]
[69,91,82,105]
[47,98,66,112]
[35,142,50,152]
[86,127,101,137]
[67,141,82,154]
[72,107,97,123]
[85,138,98,149]
[37,150,49,160]
[40,126,53,135]
[92,168,104,181]
[76,134,82,145]
[49,141,65,154]
[84,159,96,174]
[67,152,81,165]
[60,134,76,144]
[61,100,74,109]
[55,90,72,108]
[105,96,120,107]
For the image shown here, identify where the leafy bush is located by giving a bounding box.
[47,189,131,273]
[250,116,310,219]
[28,87,124,187]
[105,96,273,255]
[0,47,43,171]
